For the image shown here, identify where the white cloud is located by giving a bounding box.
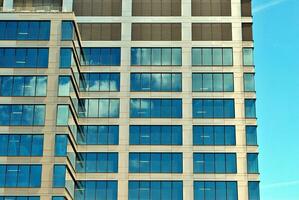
[253,0,287,13]
[262,180,299,189]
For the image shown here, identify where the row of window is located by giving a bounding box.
[0,47,253,68]
[0,165,42,188]
[0,48,49,68]
[0,21,50,40]
[0,76,47,96]
[56,99,256,120]
[0,105,45,126]
[129,153,183,173]
[56,151,257,174]
[0,180,260,200]
[76,153,118,173]
[75,125,256,146]
[73,0,252,17]
[0,134,43,156]
[60,72,254,94]
[194,153,237,173]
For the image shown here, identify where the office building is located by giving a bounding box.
[0,0,260,199]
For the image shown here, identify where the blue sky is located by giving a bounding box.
[252,0,299,199]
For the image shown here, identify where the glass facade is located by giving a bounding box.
[0,105,45,126]
[131,73,182,92]
[129,181,183,200]
[79,99,120,118]
[193,99,235,118]
[131,48,182,66]
[130,125,182,145]
[0,76,47,96]
[193,125,236,145]
[76,153,118,173]
[75,181,118,200]
[193,153,237,173]
[0,165,42,188]
[247,153,259,174]
[0,20,50,40]
[0,48,49,68]
[194,181,238,200]
[0,3,259,199]
[81,73,120,92]
[192,73,234,92]
[78,125,119,145]
[248,181,260,200]
[81,48,121,66]
[245,99,257,118]
[129,153,183,173]
[130,98,182,118]
[192,48,233,66]
[0,134,43,156]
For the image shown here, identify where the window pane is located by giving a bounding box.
[172,48,181,65]
[152,48,161,65]
[213,48,222,65]
[244,73,255,91]
[245,99,256,118]
[192,48,202,65]
[162,48,171,65]
[223,48,233,65]
[248,181,260,200]
[243,48,254,65]
[202,48,212,65]
[247,153,259,173]
[246,126,258,145]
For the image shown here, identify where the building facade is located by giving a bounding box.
[0,0,260,199]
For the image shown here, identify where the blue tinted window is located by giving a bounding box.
[0,105,45,126]
[0,21,50,40]
[81,73,120,92]
[194,153,237,173]
[246,126,258,145]
[76,153,118,173]
[75,181,117,200]
[56,105,69,125]
[0,134,43,156]
[129,153,182,173]
[247,153,259,173]
[78,125,119,145]
[192,48,233,66]
[60,48,72,68]
[0,76,47,96]
[55,135,68,156]
[244,73,255,92]
[248,181,260,200]
[192,73,234,92]
[193,99,235,118]
[131,48,182,66]
[193,125,236,145]
[52,197,65,200]
[81,48,121,66]
[0,165,41,188]
[130,99,182,118]
[245,99,256,118]
[129,181,182,200]
[194,181,238,200]
[53,165,66,188]
[0,48,48,68]
[61,21,73,41]
[79,99,120,118]
[131,73,182,92]
[58,76,70,96]
[243,48,254,66]
[130,125,182,145]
